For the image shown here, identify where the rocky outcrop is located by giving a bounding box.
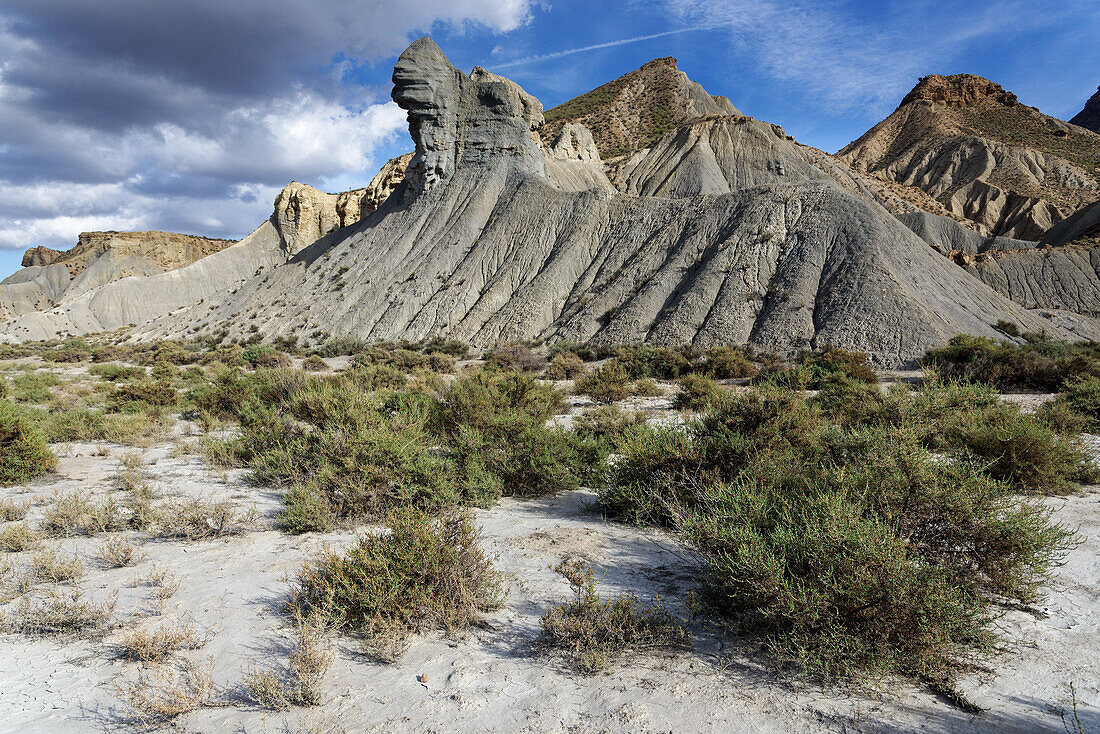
[1071,87,1100,134]
[839,74,1100,240]
[111,38,1076,365]
[962,245,1100,319]
[21,246,64,268]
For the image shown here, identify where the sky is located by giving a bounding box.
[0,0,1097,278]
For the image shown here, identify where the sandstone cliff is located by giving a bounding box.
[839,74,1100,240]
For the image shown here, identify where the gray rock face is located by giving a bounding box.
[963,245,1100,319]
[121,38,1073,365]
[1042,199,1100,245]
[899,211,1037,255]
[1071,86,1100,134]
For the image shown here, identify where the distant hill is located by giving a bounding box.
[1071,86,1100,133]
[839,74,1100,240]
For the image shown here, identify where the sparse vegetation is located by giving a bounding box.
[116,658,217,726]
[96,536,141,567]
[924,335,1100,392]
[118,619,206,662]
[244,614,333,709]
[31,547,84,582]
[0,523,37,552]
[539,558,688,674]
[3,587,115,636]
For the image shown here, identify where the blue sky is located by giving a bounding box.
[0,0,1097,278]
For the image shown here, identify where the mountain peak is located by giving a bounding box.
[900,73,1018,109]
[539,56,739,159]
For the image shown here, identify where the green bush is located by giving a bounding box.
[9,372,61,403]
[598,387,1074,693]
[107,381,178,412]
[754,349,877,389]
[574,362,631,404]
[242,345,292,369]
[0,401,56,485]
[1044,376,1100,432]
[544,352,587,380]
[705,347,758,379]
[614,345,693,380]
[288,509,501,659]
[923,335,1100,392]
[88,364,147,382]
[301,355,328,372]
[673,374,726,411]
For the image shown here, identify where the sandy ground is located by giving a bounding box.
[0,373,1096,732]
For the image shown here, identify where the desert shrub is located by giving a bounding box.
[9,372,61,403]
[88,364,147,382]
[934,404,1097,493]
[485,342,544,372]
[342,364,408,391]
[242,344,292,369]
[539,558,688,674]
[1044,376,1100,432]
[149,361,178,381]
[706,347,758,379]
[419,336,469,358]
[288,509,501,659]
[631,378,663,397]
[32,406,162,445]
[544,352,587,380]
[754,349,877,389]
[438,370,600,496]
[437,369,563,429]
[316,336,369,357]
[548,341,601,361]
[995,319,1020,337]
[0,401,56,485]
[573,405,650,449]
[598,387,1074,693]
[425,352,455,373]
[185,366,253,419]
[923,335,1100,392]
[614,344,693,380]
[301,355,328,371]
[574,362,631,404]
[0,523,37,552]
[237,379,485,530]
[810,374,909,428]
[107,381,177,412]
[673,374,726,411]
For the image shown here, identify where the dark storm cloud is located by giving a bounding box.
[0,0,532,250]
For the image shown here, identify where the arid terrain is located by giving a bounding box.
[0,339,1097,733]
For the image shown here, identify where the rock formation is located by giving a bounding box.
[3,41,1095,360]
[839,74,1100,240]
[110,38,1074,365]
[1071,86,1100,133]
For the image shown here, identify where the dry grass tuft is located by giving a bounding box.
[539,558,689,674]
[140,565,182,600]
[3,587,115,636]
[153,497,253,540]
[244,614,333,709]
[96,536,142,568]
[115,658,217,726]
[0,497,28,522]
[41,491,124,536]
[30,547,84,582]
[0,522,38,552]
[118,619,208,662]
